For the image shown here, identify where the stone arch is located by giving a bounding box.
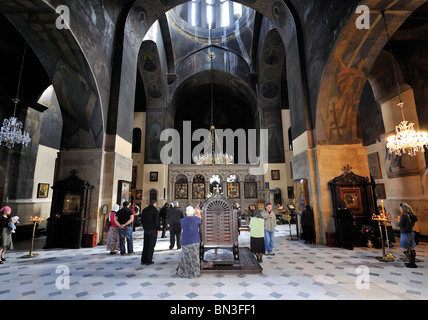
[367,50,411,104]
[315,1,427,146]
[0,2,105,149]
[172,67,257,122]
[116,0,308,150]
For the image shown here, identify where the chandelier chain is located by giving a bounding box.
[13,42,28,116]
[0,41,31,148]
[381,11,403,106]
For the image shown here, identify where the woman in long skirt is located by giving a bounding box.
[0,206,13,264]
[250,210,265,263]
[106,204,120,254]
[177,206,202,278]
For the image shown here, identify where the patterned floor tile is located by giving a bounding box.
[0,225,427,300]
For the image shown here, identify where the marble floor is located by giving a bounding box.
[0,225,427,301]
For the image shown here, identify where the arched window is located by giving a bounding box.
[190,0,200,27]
[189,0,239,29]
[193,174,205,183]
[149,189,158,203]
[209,174,222,194]
[132,128,142,153]
[227,174,239,182]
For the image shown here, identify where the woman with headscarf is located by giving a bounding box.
[0,206,13,264]
[398,203,418,268]
[249,210,265,263]
[177,206,202,278]
[106,204,120,254]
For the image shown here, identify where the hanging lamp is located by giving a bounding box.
[0,42,31,148]
[382,11,428,156]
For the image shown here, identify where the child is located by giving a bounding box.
[8,216,20,233]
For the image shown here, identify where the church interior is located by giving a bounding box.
[1,0,428,301]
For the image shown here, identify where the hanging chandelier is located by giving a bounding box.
[381,11,428,156]
[193,125,234,165]
[386,102,428,156]
[0,42,31,149]
[193,30,233,166]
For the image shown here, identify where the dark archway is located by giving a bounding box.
[0,1,105,149]
[173,69,257,164]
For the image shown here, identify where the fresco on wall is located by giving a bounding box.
[259,29,285,163]
[324,56,366,145]
[146,122,161,163]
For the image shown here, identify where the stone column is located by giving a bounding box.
[292,143,370,245]
[57,145,132,241]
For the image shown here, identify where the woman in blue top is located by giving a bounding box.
[177,205,202,278]
[398,203,418,268]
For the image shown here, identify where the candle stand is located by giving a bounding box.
[372,215,395,262]
[286,213,297,241]
[20,216,41,259]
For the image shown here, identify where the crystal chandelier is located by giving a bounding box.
[193,29,233,165]
[193,125,234,165]
[381,11,428,156]
[0,42,31,149]
[386,102,428,156]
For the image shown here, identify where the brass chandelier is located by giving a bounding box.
[382,11,428,156]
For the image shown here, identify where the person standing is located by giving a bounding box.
[300,205,316,244]
[249,210,265,263]
[336,201,355,250]
[141,199,160,265]
[159,203,169,238]
[176,206,202,278]
[106,204,120,254]
[114,201,134,255]
[167,201,185,249]
[261,203,276,256]
[398,203,418,268]
[0,206,13,264]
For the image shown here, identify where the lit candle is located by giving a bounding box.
[381,200,384,215]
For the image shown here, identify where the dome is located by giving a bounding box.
[168,0,254,41]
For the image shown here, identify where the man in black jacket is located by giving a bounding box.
[141,200,160,265]
[114,201,135,255]
[167,201,185,249]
